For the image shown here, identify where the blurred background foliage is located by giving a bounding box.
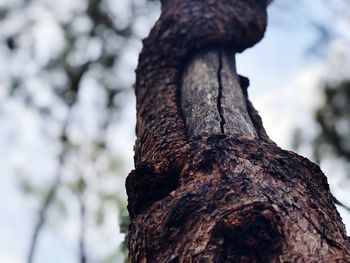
[0,0,349,262]
[0,0,159,262]
[288,0,350,205]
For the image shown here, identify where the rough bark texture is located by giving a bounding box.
[126,0,350,262]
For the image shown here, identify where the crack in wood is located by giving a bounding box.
[181,48,257,138]
[217,49,226,134]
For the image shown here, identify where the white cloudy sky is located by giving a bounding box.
[0,1,349,262]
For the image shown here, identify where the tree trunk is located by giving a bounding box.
[126,0,350,262]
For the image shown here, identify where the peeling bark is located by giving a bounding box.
[126,0,350,262]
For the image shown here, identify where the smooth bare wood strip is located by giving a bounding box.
[220,49,258,137]
[180,48,257,138]
[181,49,222,137]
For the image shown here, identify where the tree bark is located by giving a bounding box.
[126,0,350,262]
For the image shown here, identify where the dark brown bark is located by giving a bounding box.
[126,0,350,262]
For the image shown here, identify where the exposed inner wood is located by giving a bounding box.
[220,49,258,137]
[181,49,222,136]
[181,48,258,138]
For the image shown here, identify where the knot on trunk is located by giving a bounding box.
[212,202,284,262]
[158,0,268,53]
[126,164,180,219]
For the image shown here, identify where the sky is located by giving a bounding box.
[0,1,349,262]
